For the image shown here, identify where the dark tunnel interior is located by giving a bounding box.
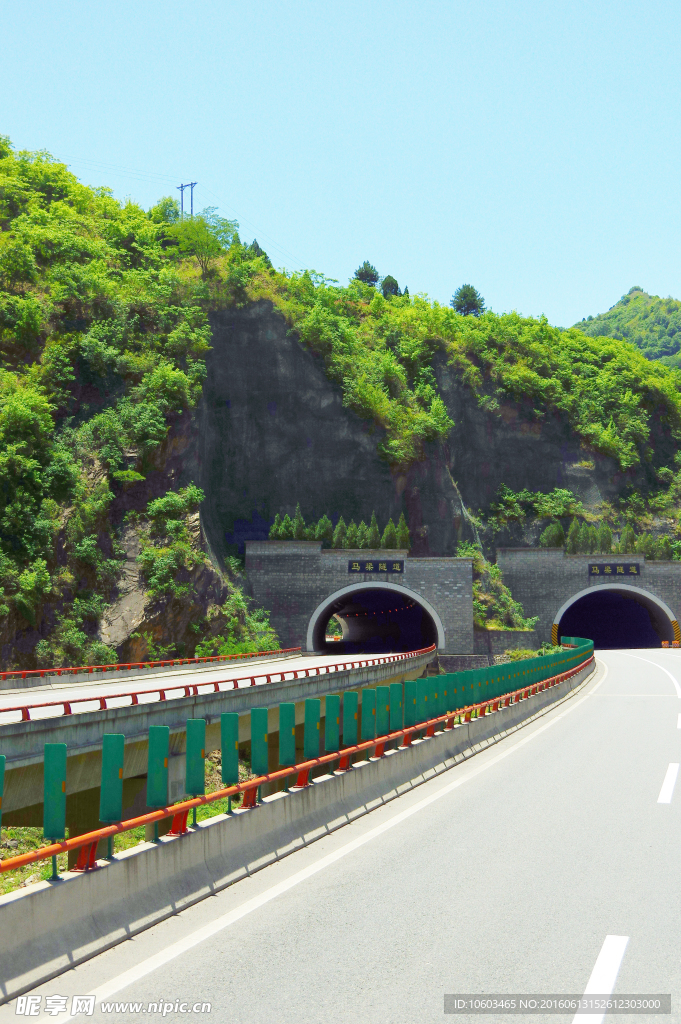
[558,588,674,649]
[313,588,438,654]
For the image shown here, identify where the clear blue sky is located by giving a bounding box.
[3,0,680,326]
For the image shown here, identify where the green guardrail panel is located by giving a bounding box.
[251,708,269,777]
[186,719,206,796]
[343,691,359,746]
[221,712,239,785]
[44,742,67,841]
[404,678,417,727]
[304,698,321,760]
[361,688,376,742]
[438,675,448,716]
[99,733,124,823]
[279,703,296,765]
[389,681,403,731]
[417,677,429,724]
[325,694,340,753]
[147,726,169,809]
[376,686,390,738]
[430,678,440,720]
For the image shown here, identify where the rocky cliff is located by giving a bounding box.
[197,300,623,561]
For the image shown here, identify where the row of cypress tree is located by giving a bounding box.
[269,506,411,549]
[540,519,673,559]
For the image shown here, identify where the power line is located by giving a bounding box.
[60,152,309,270]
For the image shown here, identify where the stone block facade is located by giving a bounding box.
[244,541,474,653]
[497,547,681,643]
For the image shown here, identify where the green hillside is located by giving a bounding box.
[574,286,681,364]
[3,134,681,666]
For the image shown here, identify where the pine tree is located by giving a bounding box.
[587,525,599,553]
[367,511,381,548]
[279,514,294,539]
[576,521,589,553]
[566,518,581,554]
[356,521,369,549]
[654,535,672,560]
[396,513,410,549]
[314,514,334,547]
[269,513,282,540]
[292,503,306,540]
[381,518,398,548]
[618,525,636,553]
[597,522,612,554]
[332,515,347,549]
[539,521,564,548]
[635,532,654,558]
[344,520,358,548]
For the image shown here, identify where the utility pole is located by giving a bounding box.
[177,182,197,220]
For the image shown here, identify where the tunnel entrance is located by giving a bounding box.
[309,584,441,654]
[556,584,677,650]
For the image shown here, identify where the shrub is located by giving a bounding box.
[539,522,565,547]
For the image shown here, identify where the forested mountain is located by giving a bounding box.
[574,286,681,365]
[2,135,681,667]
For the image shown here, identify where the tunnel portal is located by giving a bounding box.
[310,585,439,654]
[557,585,676,649]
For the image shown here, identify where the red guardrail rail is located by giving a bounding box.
[0,652,592,875]
[0,646,303,685]
[0,645,437,725]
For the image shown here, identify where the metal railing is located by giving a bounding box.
[0,642,593,878]
[0,646,303,686]
[0,645,436,726]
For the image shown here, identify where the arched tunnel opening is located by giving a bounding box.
[312,587,439,654]
[557,588,675,649]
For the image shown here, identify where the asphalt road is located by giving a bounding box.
[4,650,681,1024]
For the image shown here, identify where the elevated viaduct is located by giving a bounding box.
[0,650,433,838]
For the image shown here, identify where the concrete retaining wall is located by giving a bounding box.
[473,629,539,658]
[0,660,595,1002]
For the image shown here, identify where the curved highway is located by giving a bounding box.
[0,650,421,723]
[4,649,681,1023]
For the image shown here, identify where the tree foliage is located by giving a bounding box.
[381,275,400,298]
[574,286,681,363]
[451,284,485,317]
[269,508,411,549]
[354,261,379,286]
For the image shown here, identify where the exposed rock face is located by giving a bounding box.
[98,517,230,662]
[198,301,623,562]
[98,527,147,649]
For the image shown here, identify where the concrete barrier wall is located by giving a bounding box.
[0,660,595,1002]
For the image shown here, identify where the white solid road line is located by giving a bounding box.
[657,763,679,804]
[42,661,606,1022]
[623,654,681,698]
[572,935,629,1024]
